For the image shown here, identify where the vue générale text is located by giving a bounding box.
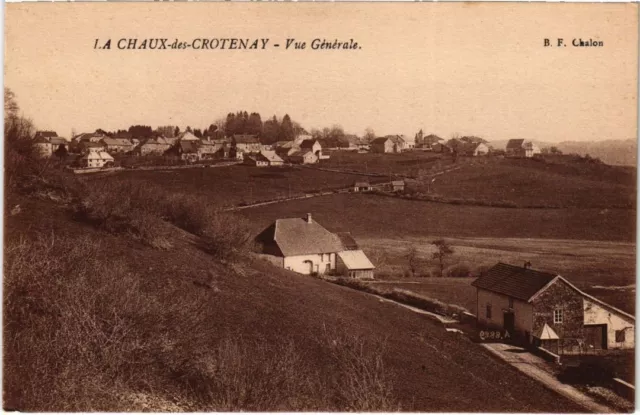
[93,38,362,50]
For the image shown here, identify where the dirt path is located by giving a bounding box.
[482,343,615,413]
[371,294,458,324]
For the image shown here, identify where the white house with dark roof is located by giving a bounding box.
[255,214,375,277]
[80,147,114,168]
[473,263,634,354]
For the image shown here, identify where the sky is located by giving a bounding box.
[4,3,638,142]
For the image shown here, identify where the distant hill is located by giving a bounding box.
[488,139,637,166]
[413,156,635,210]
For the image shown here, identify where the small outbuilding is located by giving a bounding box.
[336,250,375,279]
[391,180,405,192]
[353,181,372,192]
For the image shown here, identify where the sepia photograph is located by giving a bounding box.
[3,2,638,412]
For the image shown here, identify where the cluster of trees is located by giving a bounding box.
[224,111,304,145]
[541,146,562,155]
[310,125,350,148]
[403,239,456,278]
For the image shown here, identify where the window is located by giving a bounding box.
[486,304,492,319]
[553,309,563,324]
[615,329,626,343]
[508,298,514,309]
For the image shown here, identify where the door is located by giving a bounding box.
[303,260,313,274]
[503,311,515,335]
[584,324,607,350]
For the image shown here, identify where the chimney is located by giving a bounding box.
[306,213,313,224]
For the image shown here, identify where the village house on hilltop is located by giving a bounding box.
[473,263,635,355]
[506,139,541,158]
[33,131,69,157]
[255,214,375,278]
[370,135,407,153]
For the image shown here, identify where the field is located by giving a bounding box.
[85,165,389,208]
[357,236,635,314]
[412,157,636,209]
[239,193,635,242]
[238,194,635,314]
[324,150,454,177]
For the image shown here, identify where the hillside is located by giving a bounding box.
[4,192,587,412]
[488,139,637,166]
[414,156,635,209]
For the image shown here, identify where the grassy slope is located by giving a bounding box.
[87,165,389,208]
[324,151,454,176]
[422,157,636,208]
[239,193,635,242]
[5,196,584,413]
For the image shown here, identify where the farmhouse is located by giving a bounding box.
[136,138,172,156]
[34,135,68,157]
[198,140,227,159]
[299,139,322,156]
[232,134,262,154]
[353,181,372,192]
[255,214,375,277]
[80,148,114,168]
[260,150,284,166]
[506,139,541,158]
[34,130,58,141]
[391,180,405,192]
[473,262,635,355]
[177,131,200,141]
[370,136,405,153]
[79,141,106,154]
[244,154,268,167]
[244,150,284,167]
[73,132,106,143]
[164,140,200,162]
[459,142,490,156]
[274,141,298,157]
[101,138,134,153]
[289,150,318,164]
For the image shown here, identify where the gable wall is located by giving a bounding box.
[584,299,635,349]
[531,279,584,353]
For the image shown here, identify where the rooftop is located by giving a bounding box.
[472,262,557,301]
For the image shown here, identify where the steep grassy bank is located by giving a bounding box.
[5,193,586,412]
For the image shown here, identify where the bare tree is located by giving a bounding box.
[432,239,454,277]
[403,247,420,278]
[367,248,388,270]
[4,87,19,120]
[363,127,376,143]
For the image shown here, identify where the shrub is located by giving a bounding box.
[6,232,400,411]
[444,263,472,278]
[472,263,493,277]
[162,194,210,235]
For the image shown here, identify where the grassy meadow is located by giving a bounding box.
[87,165,389,208]
[357,236,635,314]
[414,156,636,209]
[239,193,635,242]
[324,150,454,177]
